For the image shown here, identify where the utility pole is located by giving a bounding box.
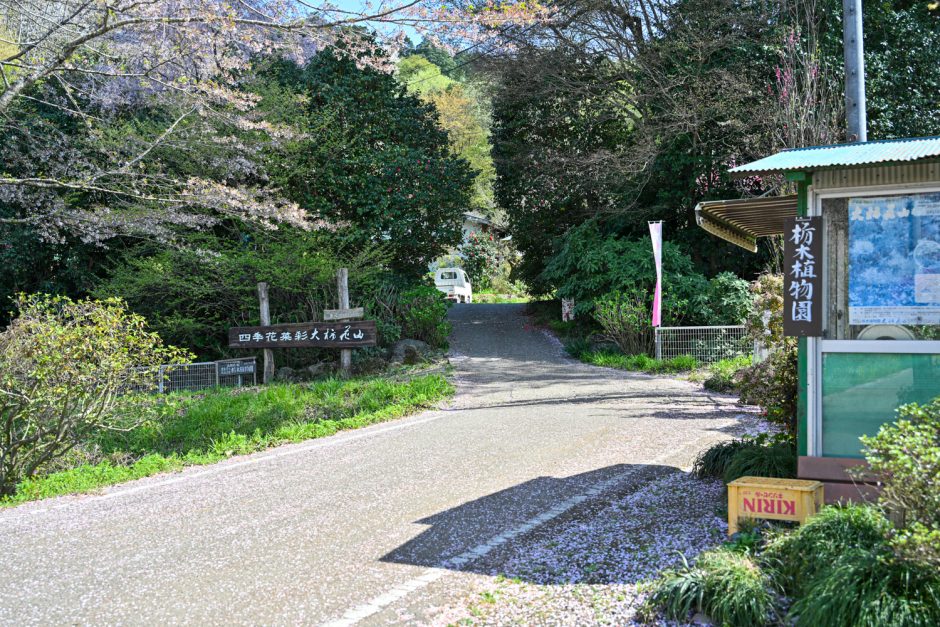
[843,0,867,142]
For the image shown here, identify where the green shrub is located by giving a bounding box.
[706,272,753,325]
[859,397,940,569]
[648,548,777,626]
[592,289,653,355]
[691,439,752,480]
[762,504,893,595]
[539,221,707,318]
[0,294,190,497]
[703,355,752,393]
[399,285,452,348]
[722,436,796,483]
[789,548,940,627]
[691,435,796,483]
[736,343,798,435]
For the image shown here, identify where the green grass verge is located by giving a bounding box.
[576,349,700,374]
[3,375,453,506]
[702,355,752,393]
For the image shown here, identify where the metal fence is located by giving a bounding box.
[654,326,751,364]
[130,358,257,394]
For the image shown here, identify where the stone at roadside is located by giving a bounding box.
[306,362,328,378]
[275,366,297,382]
[389,339,430,365]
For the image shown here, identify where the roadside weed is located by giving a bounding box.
[647,549,776,627]
[2,375,453,506]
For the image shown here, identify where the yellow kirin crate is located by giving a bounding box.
[727,476,824,535]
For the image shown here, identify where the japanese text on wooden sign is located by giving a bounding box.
[228,321,377,349]
[783,216,823,337]
[217,359,256,376]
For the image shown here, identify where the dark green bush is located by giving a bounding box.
[592,289,654,355]
[648,548,777,627]
[461,231,503,290]
[860,397,940,569]
[722,437,797,484]
[691,435,796,483]
[691,439,751,480]
[762,504,893,595]
[706,272,754,325]
[399,285,452,348]
[789,548,940,627]
[540,221,709,320]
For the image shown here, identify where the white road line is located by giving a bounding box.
[321,451,679,627]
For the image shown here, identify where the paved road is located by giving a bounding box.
[0,304,748,626]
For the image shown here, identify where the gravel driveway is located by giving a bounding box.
[0,304,759,626]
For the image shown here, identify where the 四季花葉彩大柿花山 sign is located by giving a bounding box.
[228,321,377,349]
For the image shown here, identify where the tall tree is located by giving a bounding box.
[398,53,496,212]
[259,51,474,275]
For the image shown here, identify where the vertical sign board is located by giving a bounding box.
[783,216,823,337]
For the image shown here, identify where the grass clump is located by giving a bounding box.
[703,355,751,393]
[762,503,891,593]
[764,505,940,627]
[647,548,776,626]
[577,350,699,374]
[2,375,453,506]
[691,439,752,479]
[691,435,796,483]
[789,547,940,627]
[722,438,796,483]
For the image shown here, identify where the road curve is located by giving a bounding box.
[0,304,748,626]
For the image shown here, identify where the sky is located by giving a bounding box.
[302,0,425,45]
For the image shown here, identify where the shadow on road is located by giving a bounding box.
[380,463,690,585]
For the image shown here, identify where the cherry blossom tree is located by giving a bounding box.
[0,0,547,241]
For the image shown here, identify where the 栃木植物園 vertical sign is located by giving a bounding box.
[783,216,822,337]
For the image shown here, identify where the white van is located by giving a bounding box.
[434,267,473,303]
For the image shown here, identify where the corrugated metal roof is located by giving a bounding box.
[730,136,940,176]
[695,195,798,252]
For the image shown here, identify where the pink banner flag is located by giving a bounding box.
[649,221,663,327]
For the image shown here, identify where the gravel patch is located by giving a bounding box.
[421,471,727,626]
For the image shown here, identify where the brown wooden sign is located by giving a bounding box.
[783,216,823,337]
[228,321,377,349]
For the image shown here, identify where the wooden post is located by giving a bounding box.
[337,268,352,376]
[257,282,275,384]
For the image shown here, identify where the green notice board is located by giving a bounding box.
[821,352,940,457]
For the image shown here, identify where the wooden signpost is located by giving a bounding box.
[232,270,372,381]
[258,282,275,384]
